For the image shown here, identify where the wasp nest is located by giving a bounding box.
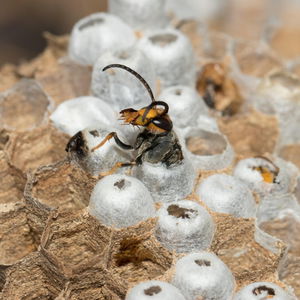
[1,1,300,299]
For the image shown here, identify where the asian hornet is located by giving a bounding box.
[66,64,183,175]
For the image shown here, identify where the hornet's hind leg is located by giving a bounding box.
[99,161,136,177]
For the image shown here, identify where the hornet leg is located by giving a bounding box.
[100,161,136,177]
[91,132,133,152]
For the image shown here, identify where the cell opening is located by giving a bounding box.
[114,237,155,267]
[149,33,178,47]
[144,285,162,296]
[118,51,131,60]
[270,72,300,91]
[195,259,211,267]
[252,285,275,297]
[167,204,196,219]
[114,179,126,189]
[185,129,227,156]
[114,178,131,190]
[79,18,104,31]
[175,89,182,96]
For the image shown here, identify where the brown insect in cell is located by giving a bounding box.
[196,61,243,116]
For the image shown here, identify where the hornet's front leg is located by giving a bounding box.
[91,132,135,177]
[91,132,134,152]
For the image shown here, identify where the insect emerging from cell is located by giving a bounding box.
[251,156,279,184]
[66,64,184,175]
[196,61,243,116]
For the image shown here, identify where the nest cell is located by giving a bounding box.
[35,57,92,106]
[196,115,220,133]
[295,176,300,203]
[172,252,235,300]
[0,202,37,265]
[1,252,64,299]
[257,193,300,224]
[40,210,113,271]
[234,282,296,300]
[233,41,283,78]
[25,160,97,211]
[108,218,173,285]
[0,151,26,205]
[88,174,155,228]
[255,71,300,115]
[138,29,196,89]
[91,48,156,112]
[133,158,196,203]
[182,127,234,170]
[66,126,132,175]
[61,263,128,299]
[6,124,69,173]
[279,144,300,171]
[233,157,298,195]
[126,280,186,300]
[69,13,136,65]
[197,174,256,218]
[158,86,208,128]
[234,157,300,223]
[165,0,225,23]
[50,96,117,136]
[155,200,215,253]
[254,71,300,147]
[234,157,278,193]
[0,79,52,131]
[108,0,168,31]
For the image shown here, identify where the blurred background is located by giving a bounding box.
[0,0,107,66]
[1,0,300,66]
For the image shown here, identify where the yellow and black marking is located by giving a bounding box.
[120,108,172,133]
[252,166,278,183]
[120,107,162,127]
[120,101,172,134]
[252,157,279,184]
